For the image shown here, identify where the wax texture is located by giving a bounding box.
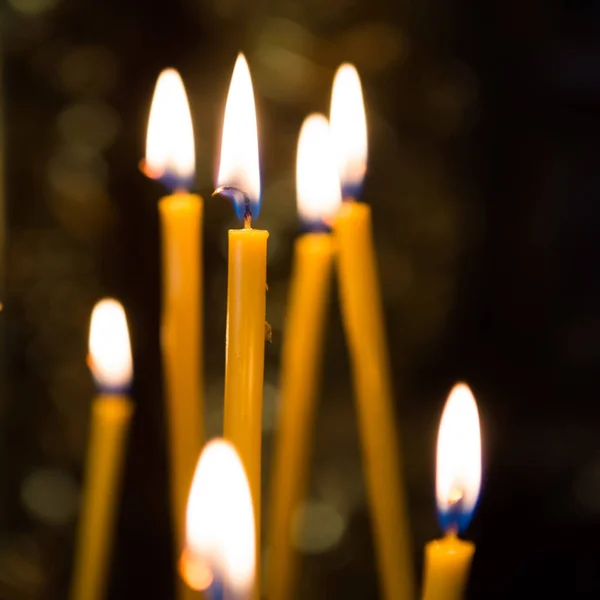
[223,227,268,598]
[334,200,415,600]
[70,395,134,600]
[421,535,475,600]
[267,233,335,600]
[159,193,204,600]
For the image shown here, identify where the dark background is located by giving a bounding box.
[1,0,600,597]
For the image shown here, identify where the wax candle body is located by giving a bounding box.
[267,232,335,600]
[70,395,134,600]
[223,226,268,595]
[160,193,204,600]
[421,534,474,600]
[334,200,414,600]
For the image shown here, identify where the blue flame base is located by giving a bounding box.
[215,186,260,222]
[438,503,476,535]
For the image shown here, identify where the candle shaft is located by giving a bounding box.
[421,534,474,600]
[223,226,268,598]
[160,193,204,600]
[70,395,134,600]
[334,200,415,600]
[267,232,335,600]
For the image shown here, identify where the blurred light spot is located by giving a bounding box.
[57,103,120,150]
[258,17,315,55]
[59,46,118,97]
[47,144,108,202]
[256,48,319,102]
[21,468,79,526]
[315,458,364,517]
[336,23,407,71]
[292,500,346,554]
[254,18,323,103]
[46,144,111,238]
[8,0,59,15]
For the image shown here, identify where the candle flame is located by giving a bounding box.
[296,113,342,227]
[216,53,261,221]
[436,382,481,533]
[329,63,368,199]
[185,439,255,595]
[145,68,195,191]
[88,299,133,391]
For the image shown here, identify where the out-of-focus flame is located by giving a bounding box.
[179,547,214,592]
[88,299,133,391]
[185,439,255,596]
[296,114,342,227]
[329,63,368,199]
[145,68,195,191]
[436,382,481,533]
[216,54,261,220]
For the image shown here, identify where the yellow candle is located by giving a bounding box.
[216,53,266,596]
[331,64,415,600]
[267,114,341,600]
[146,69,203,600]
[70,299,134,600]
[421,383,482,600]
[422,535,475,600]
[224,226,268,512]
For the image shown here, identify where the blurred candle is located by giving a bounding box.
[421,383,482,600]
[70,299,134,600]
[215,53,267,596]
[182,439,256,600]
[145,68,204,600]
[331,63,415,600]
[267,114,341,600]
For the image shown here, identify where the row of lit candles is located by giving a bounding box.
[68,54,483,600]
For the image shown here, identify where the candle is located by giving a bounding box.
[215,53,266,594]
[145,69,204,600]
[182,439,255,600]
[330,63,415,600]
[70,299,134,600]
[267,114,341,600]
[421,383,482,600]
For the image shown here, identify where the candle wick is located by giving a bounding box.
[243,198,252,229]
[212,186,253,228]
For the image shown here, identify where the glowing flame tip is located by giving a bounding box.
[145,68,195,191]
[330,63,367,199]
[88,299,133,391]
[216,53,261,220]
[436,382,481,534]
[296,113,342,226]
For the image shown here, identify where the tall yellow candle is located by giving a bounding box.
[421,383,481,600]
[145,69,203,600]
[330,64,415,600]
[215,53,266,596]
[70,299,134,600]
[267,114,341,600]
